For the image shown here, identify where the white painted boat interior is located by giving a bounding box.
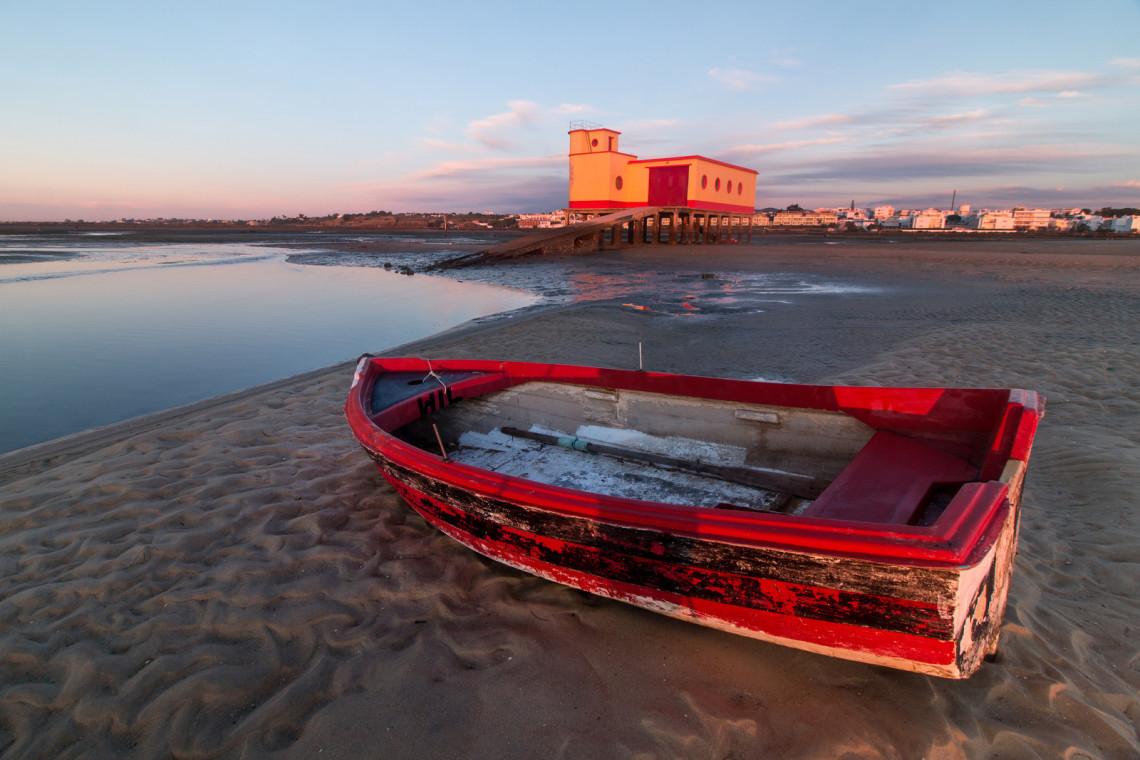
[400,381,878,512]
[452,424,790,511]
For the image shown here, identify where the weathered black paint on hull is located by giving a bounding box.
[373,454,964,641]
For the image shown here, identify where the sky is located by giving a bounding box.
[1,0,1138,220]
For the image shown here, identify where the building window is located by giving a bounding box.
[591,138,598,148]
[715,178,721,191]
[727,180,733,193]
[738,183,744,195]
[615,176,623,190]
[701,174,708,189]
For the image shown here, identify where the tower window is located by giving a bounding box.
[715,178,721,191]
[591,138,598,148]
[701,175,708,189]
[615,176,623,190]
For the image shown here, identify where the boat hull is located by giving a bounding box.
[368,453,1026,679]
[346,358,1042,679]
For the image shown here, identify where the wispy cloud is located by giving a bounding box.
[1056,90,1086,98]
[772,113,852,130]
[728,137,847,156]
[409,154,563,181]
[334,152,569,213]
[1109,57,1140,68]
[888,70,1105,98]
[622,118,679,131]
[925,108,989,126]
[766,144,1123,185]
[466,100,540,150]
[770,105,997,139]
[416,137,467,152]
[769,50,800,69]
[555,103,593,114]
[403,175,568,213]
[922,108,991,128]
[707,66,776,91]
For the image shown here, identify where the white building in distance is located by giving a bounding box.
[771,209,839,227]
[1076,215,1105,231]
[964,211,1016,230]
[1049,218,1075,232]
[516,212,567,229]
[1012,208,1052,231]
[912,209,947,229]
[1110,216,1139,233]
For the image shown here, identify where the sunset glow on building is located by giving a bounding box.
[568,126,756,213]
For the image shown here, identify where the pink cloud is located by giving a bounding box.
[924,108,990,127]
[772,113,852,130]
[466,100,541,150]
[409,154,563,182]
[728,137,847,155]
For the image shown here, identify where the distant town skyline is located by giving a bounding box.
[2,1,1138,221]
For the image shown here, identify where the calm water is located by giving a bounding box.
[0,235,535,453]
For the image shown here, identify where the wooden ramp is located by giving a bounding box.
[429,206,754,270]
[430,207,658,270]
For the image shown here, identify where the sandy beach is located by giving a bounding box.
[2,237,1138,758]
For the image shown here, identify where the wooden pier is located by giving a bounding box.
[431,206,754,270]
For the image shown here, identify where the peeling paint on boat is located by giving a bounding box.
[346,358,1044,678]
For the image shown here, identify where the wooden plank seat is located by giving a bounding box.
[803,431,978,525]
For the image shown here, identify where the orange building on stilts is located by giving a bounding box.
[567,123,757,244]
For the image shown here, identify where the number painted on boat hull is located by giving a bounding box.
[417,386,457,417]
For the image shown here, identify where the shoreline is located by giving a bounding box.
[3,221,1137,242]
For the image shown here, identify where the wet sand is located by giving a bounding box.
[1,238,1138,758]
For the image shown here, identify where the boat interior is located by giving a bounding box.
[372,368,1018,527]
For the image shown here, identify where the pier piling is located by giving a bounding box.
[429,206,755,270]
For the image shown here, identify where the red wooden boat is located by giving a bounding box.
[345,357,1043,678]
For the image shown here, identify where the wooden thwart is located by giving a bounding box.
[500,426,822,499]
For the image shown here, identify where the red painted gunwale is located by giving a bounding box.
[345,358,1043,568]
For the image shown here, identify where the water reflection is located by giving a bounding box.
[0,242,535,452]
[0,240,278,283]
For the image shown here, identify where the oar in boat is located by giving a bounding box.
[499,427,822,499]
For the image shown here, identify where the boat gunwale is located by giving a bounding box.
[346,357,1043,568]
